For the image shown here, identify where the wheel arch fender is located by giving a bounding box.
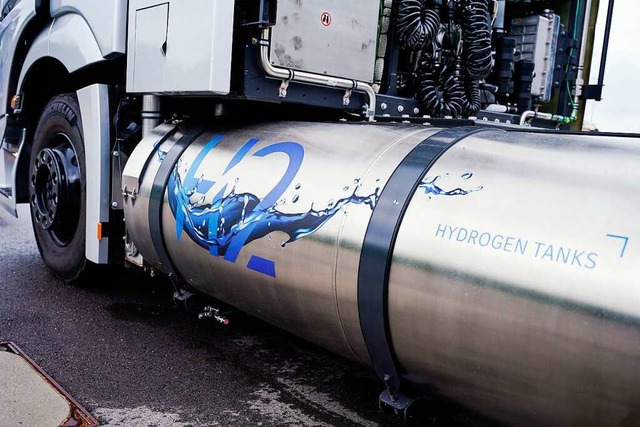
[13,12,108,201]
[17,13,105,92]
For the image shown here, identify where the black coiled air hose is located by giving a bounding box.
[462,77,481,116]
[396,0,441,50]
[417,59,465,118]
[461,0,493,80]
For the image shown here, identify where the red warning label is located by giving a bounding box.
[321,12,332,27]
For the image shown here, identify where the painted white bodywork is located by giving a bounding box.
[18,13,104,89]
[1,2,126,217]
[0,0,37,119]
[77,84,111,264]
[49,0,127,58]
[0,0,38,215]
[1,12,115,218]
[126,0,234,94]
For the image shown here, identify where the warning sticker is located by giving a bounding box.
[321,12,332,27]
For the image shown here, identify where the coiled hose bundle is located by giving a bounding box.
[462,77,481,116]
[461,0,493,80]
[395,0,492,117]
[416,58,465,118]
[396,0,441,50]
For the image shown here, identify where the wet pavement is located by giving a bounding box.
[0,205,494,427]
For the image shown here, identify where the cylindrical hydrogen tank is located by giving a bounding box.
[122,121,640,426]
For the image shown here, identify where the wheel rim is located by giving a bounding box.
[30,133,81,246]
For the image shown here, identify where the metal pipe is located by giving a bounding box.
[492,0,506,31]
[141,95,161,138]
[519,110,573,126]
[258,28,377,121]
[519,110,537,125]
[575,0,593,108]
[485,104,508,113]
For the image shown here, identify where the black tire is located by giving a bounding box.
[28,93,91,282]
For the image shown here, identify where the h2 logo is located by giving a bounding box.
[174,135,305,278]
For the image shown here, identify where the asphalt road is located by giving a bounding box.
[0,204,494,427]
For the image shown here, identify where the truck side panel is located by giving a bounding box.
[49,0,127,58]
[0,0,40,215]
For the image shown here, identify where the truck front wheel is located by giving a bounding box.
[28,93,90,282]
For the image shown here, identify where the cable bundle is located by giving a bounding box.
[462,77,481,116]
[394,0,493,117]
[416,59,465,117]
[396,0,441,50]
[461,0,493,80]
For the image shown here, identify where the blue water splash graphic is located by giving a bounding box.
[166,131,478,280]
[419,173,483,196]
[168,169,380,260]
[155,138,171,162]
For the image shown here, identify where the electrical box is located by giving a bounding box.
[126,0,234,94]
[510,13,560,102]
[269,0,380,83]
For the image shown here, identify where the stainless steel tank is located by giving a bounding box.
[122,121,640,426]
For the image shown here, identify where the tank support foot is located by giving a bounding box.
[378,389,421,424]
[172,288,202,312]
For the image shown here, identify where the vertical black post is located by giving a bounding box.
[597,0,615,89]
[383,15,401,97]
